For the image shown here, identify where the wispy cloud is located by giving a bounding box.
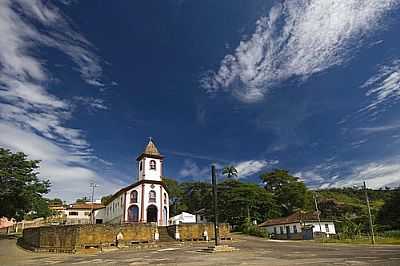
[0,0,115,201]
[361,59,400,115]
[235,160,278,178]
[202,0,399,102]
[179,159,210,179]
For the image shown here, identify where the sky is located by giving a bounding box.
[1,0,400,202]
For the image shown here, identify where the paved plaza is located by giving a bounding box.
[1,234,400,265]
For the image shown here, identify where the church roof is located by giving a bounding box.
[136,138,164,160]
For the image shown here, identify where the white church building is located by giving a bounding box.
[97,139,169,226]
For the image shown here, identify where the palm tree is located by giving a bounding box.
[222,166,238,178]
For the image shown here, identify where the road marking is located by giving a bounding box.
[157,248,180,251]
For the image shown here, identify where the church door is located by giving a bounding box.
[146,205,158,223]
[128,205,139,222]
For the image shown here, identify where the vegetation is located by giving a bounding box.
[0,148,51,221]
[222,166,238,178]
[164,168,400,240]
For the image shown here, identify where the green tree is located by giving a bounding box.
[180,181,212,215]
[101,194,112,205]
[377,188,400,230]
[217,179,276,226]
[47,198,63,206]
[163,177,187,216]
[0,148,50,221]
[75,196,89,203]
[260,169,309,216]
[222,166,238,178]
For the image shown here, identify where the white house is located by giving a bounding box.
[63,203,105,225]
[96,139,169,226]
[259,211,336,239]
[169,212,196,225]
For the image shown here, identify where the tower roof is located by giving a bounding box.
[136,138,164,160]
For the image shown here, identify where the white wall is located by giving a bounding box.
[309,222,336,234]
[103,194,124,224]
[138,157,162,182]
[265,223,302,235]
[124,183,169,225]
[169,212,196,225]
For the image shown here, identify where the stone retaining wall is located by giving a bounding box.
[167,223,230,241]
[22,223,230,253]
[22,223,157,253]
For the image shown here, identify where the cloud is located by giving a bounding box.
[179,159,210,179]
[361,59,400,115]
[0,0,115,201]
[235,160,278,178]
[202,0,400,102]
[335,161,400,188]
[73,96,108,111]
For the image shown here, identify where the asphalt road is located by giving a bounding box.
[1,234,400,265]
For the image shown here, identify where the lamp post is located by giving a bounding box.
[211,165,219,246]
[90,182,98,224]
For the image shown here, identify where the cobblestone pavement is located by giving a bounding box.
[1,234,400,265]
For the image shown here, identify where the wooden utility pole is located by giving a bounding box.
[90,182,98,224]
[313,193,322,232]
[211,165,219,246]
[363,181,375,245]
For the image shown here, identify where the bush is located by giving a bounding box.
[382,230,400,238]
[239,218,268,238]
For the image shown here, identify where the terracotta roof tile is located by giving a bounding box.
[67,203,105,210]
[259,211,322,227]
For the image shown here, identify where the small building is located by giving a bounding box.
[64,203,105,225]
[194,209,208,224]
[169,212,196,225]
[259,211,336,240]
[95,139,170,226]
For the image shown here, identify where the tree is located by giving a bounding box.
[163,177,187,216]
[101,194,113,205]
[377,188,400,230]
[47,198,63,206]
[75,196,90,203]
[0,148,50,221]
[217,179,276,226]
[260,169,309,216]
[222,166,238,178]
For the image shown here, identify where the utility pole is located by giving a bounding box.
[211,165,219,246]
[363,181,375,245]
[313,193,322,232]
[90,182,98,224]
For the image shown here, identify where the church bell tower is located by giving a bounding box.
[136,138,164,182]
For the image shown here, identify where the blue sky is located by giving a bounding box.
[1,0,400,202]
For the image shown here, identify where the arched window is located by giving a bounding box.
[164,193,167,204]
[130,190,138,203]
[150,160,156,170]
[139,161,143,171]
[149,190,156,203]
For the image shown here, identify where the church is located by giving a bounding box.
[98,139,169,226]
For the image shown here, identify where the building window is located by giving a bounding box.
[293,225,297,233]
[84,212,90,216]
[164,193,167,204]
[69,211,78,216]
[149,190,156,203]
[274,227,277,234]
[279,226,284,234]
[130,191,138,203]
[139,161,143,171]
[325,224,329,233]
[150,160,156,170]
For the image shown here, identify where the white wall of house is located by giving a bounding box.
[265,223,302,235]
[64,209,91,224]
[169,212,196,225]
[309,222,336,234]
[195,214,208,224]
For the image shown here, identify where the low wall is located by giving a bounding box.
[22,223,157,253]
[167,223,230,241]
